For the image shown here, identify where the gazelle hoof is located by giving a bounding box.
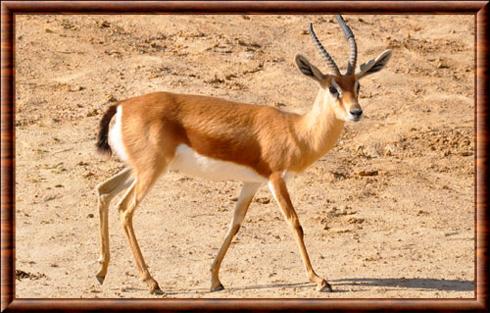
[210,283,225,292]
[317,280,333,292]
[150,287,165,295]
[96,274,106,285]
[147,279,164,295]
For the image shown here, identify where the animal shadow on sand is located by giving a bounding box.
[164,282,312,296]
[162,278,473,295]
[331,277,474,292]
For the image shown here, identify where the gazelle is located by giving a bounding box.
[95,15,391,295]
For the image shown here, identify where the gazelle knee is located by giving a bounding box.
[230,224,241,237]
[98,254,110,264]
[96,182,111,198]
[116,195,136,213]
[98,193,112,208]
[290,218,304,237]
[119,211,132,225]
[296,224,304,238]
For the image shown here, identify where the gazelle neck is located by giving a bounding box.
[294,88,345,170]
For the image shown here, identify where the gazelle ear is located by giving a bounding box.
[295,54,325,82]
[356,49,392,79]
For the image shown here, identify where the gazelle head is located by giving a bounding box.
[295,15,392,122]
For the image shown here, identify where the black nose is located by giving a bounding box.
[350,109,363,117]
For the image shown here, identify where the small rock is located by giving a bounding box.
[83,172,95,178]
[100,20,111,28]
[69,85,85,92]
[87,213,94,218]
[16,270,46,281]
[358,169,379,177]
[107,95,118,103]
[225,74,237,80]
[86,109,99,117]
[255,197,270,204]
[437,61,449,69]
[206,75,225,85]
[330,169,348,180]
[43,195,58,202]
[347,217,365,224]
[384,144,395,156]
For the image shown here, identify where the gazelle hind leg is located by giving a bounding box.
[268,172,332,292]
[95,168,134,284]
[116,164,167,295]
[210,182,261,291]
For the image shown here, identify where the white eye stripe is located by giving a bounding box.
[331,80,343,97]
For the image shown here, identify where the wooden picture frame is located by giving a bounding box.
[1,1,488,311]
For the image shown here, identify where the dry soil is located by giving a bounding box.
[15,14,474,298]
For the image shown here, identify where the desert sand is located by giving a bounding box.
[15,14,474,298]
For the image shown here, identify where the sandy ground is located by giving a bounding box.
[15,15,474,298]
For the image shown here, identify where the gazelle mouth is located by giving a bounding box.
[348,115,362,122]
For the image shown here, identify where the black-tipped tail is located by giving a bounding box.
[96,105,118,155]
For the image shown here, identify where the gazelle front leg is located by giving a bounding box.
[268,172,332,292]
[210,182,261,291]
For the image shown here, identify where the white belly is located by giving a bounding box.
[168,144,267,183]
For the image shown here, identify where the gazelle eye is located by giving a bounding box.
[356,83,361,93]
[329,86,338,97]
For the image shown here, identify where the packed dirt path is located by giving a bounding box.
[15,15,474,298]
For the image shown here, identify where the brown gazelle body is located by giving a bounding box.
[95,15,392,295]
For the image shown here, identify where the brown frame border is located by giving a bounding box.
[1,1,488,312]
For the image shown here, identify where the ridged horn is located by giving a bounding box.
[308,23,340,76]
[335,14,358,74]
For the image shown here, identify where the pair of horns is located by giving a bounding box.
[309,15,357,75]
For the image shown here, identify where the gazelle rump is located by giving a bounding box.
[95,15,391,295]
